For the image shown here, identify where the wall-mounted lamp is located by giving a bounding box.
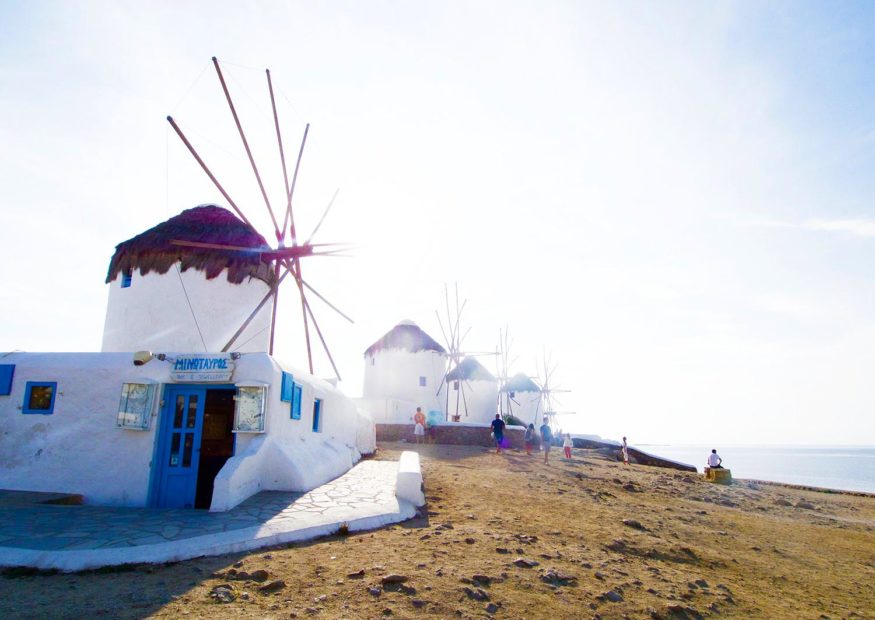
[132,351,153,366]
[230,352,242,360]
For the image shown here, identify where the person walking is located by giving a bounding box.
[540,417,553,464]
[622,436,629,465]
[563,433,573,460]
[524,423,536,456]
[491,414,506,454]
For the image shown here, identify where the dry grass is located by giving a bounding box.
[1,442,873,619]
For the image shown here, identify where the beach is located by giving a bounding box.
[1,442,872,619]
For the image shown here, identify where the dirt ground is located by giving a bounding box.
[1,442,873,619]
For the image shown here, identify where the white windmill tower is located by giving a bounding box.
[361,320,448,422]
[108,57,353,378]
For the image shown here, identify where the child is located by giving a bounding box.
[524,423,535,456]
[563,433,573,460]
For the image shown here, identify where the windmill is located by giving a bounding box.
[433,284,496,420]
[166,57,352,379]
[535,347,573,431]
[495,327,521,422]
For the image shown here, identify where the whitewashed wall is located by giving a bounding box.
[362,349,447,417]
[352,396,419,425]
[0,353,165,506]
[101,266,274,354]
[502,389,543,425]
[0,352,375,511]
[439,379,499,425]
[212,355,377,511]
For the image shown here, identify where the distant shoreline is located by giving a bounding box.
[734,477,875,499]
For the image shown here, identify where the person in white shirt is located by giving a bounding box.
[563,434,573,460]
[708,449,723,468]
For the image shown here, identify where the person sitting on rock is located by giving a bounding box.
[708,449,723,468]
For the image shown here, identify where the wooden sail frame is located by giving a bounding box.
[166,56,352,380]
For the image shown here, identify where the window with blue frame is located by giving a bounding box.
[121,268,133,288]
[0,365,14,396]
[281,372,294,402]
[312,399,322,432]
[282,371,304,420]
[291,384,302,420]
[23,381,57,414]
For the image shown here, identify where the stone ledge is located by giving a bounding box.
[377,423,526,449]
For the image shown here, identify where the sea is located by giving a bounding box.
[637,444,875,494]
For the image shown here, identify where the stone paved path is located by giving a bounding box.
[0,460,414,571]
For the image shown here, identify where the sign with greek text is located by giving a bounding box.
[170,355,234,382]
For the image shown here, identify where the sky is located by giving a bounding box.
[1,1,874,446]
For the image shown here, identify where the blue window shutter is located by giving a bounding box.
[281,372,294,402]
[291,384,302,420]
[121,268,133,288]
[0,365,13,396]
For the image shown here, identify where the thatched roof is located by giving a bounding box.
[364,320,446,357]
[446,357,496,382]
[500,372,541,393]
[106,205,277,285]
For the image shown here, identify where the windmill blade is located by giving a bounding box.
[444,283,453,344]
[212,57,281,238]
[450,298,468,354]
[222,267,290,352]
[266,68,291,243]
[290,259,314,374]
[284,123,309,243]
[299,286,342,381]
[268,263,281,355]
[458,325,473,350]
[434,370,450,398]
[170,239,272,253]
[300,277,354,324]
[435,310,450,352]
[170,240,333,261]
[303,188,340,246]
[166,116,253,229]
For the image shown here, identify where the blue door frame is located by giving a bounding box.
[151,384,234,509]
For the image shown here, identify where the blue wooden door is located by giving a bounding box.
[155,387,206,508]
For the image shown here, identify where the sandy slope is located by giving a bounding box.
[1,442,873,619]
